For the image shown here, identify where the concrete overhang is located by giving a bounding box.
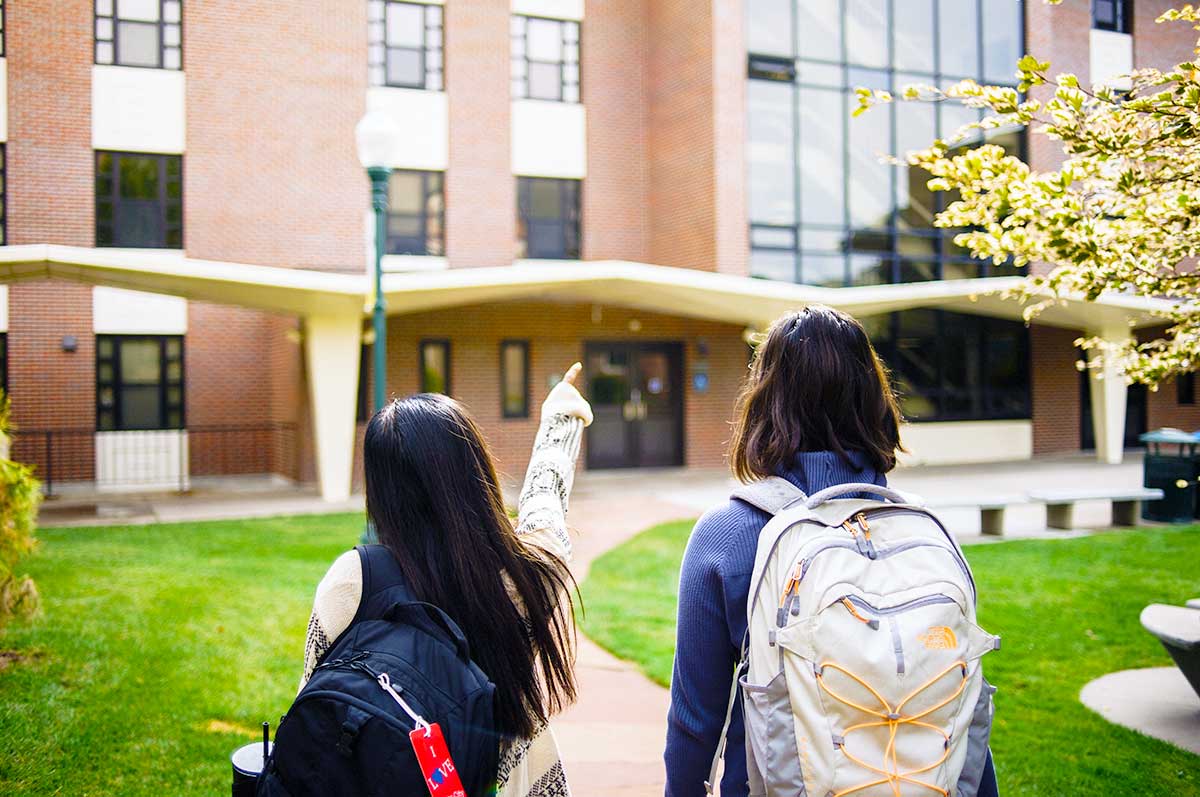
[382,259,1177,333]
[0,246,1177,333]
[0,244,366,316]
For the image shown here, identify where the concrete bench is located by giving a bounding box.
[1140,603,1200,699]
[925,494,1024,536]
[1026,487,1164,530]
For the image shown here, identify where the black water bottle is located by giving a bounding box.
[231,722,272,797]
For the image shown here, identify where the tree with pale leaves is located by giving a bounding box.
[855,3,1200,388]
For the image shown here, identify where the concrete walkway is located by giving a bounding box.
[1080,667,1200,754]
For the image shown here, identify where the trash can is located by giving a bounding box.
[1140,428,1199,522]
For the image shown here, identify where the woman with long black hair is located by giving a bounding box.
[300,364,592,797]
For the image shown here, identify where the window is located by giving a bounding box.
[1179,372,1196,406]
[0,144,7,246]
[387,170,444,255]
[516,177,580,259]
[419,339,450,394]
[745,0,1025,286]
[95,0,182,69]
[862,310,1030,422]
[511,15,580,102]
[357,344,371,422]
[0,1,6,58]
[96,152,183,248]
[96,335,184,431]
[500,340,530,418]
[1093,0,1132,33]
[0,333,7,396]
[368,0,443,89]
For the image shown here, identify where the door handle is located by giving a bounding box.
[622,401,637,422]
[637,402,648,420]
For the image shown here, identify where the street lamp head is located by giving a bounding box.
[355,109,399,170]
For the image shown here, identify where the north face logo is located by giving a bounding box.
[918,626,957,650]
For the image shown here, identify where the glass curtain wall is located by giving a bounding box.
[746,1,1032,422]
[747,0,1025,286]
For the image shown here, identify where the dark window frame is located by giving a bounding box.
[419,338,451,395]
[0,332,7,397]
[1092,0,1132,33]
[95,150,184,249]
[0,143,7,246]
[94,0,183,70]
[357,343,371,422]
[368,0,444,90]
[1,1,6,58]
[746,0,1027,286]
[386,169,445,256]
[516,176,581,259]
[500,339,531,419]
[510,14,581,103]
[1178,372,1196,406]
[96,334,185,431]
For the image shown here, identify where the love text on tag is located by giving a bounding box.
[410,723,467,797]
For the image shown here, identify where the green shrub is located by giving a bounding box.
[0,393,41,627]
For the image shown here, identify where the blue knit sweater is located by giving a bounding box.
[663,451,998,797]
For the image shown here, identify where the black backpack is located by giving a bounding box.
[258,544,500,797]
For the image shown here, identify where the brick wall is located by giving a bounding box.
[1133,0,1200,71]
[711,0,748,277]
[1031,325,1083,455]
[5,0,96,482]
[646,0,717,271]
[185,304,302,480]
[582,0,650,261]
[183,0,368,483]
[445,0,513,268]
[382,300,747,480]
[1024,0,1090,282]
[184,0,366,271]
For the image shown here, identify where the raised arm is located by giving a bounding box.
[515,362,593,562]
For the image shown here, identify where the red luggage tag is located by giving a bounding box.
[410,723,467,797]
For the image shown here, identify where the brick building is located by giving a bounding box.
[0,0,1196,502]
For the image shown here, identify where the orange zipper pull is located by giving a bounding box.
[855,512,871,541]
[841,598,880,629]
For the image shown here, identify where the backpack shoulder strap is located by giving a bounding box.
[352,544,415,625]
[730,476,807,516]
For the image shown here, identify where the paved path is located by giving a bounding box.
[553,479,702,797]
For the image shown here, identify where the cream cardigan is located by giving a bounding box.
[299,383,591,797]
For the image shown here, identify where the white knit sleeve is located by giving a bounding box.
[515,380,590,563]
[299,549,363,692]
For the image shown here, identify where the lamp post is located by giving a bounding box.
[355,109,399,544]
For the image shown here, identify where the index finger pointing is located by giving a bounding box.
[564,362,583,386]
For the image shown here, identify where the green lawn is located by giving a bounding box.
[582,521,1200,796]
[0,513,363,796]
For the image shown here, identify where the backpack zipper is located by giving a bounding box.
[840,598,880,629]
[377,672,431,734]
[843,593,957,616]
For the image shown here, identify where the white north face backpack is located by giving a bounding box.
[707,478,999,797]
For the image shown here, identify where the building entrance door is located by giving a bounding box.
[585,343,684,469]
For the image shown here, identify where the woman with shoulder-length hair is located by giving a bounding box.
[663,305,998,796]
[299,364,592,797]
